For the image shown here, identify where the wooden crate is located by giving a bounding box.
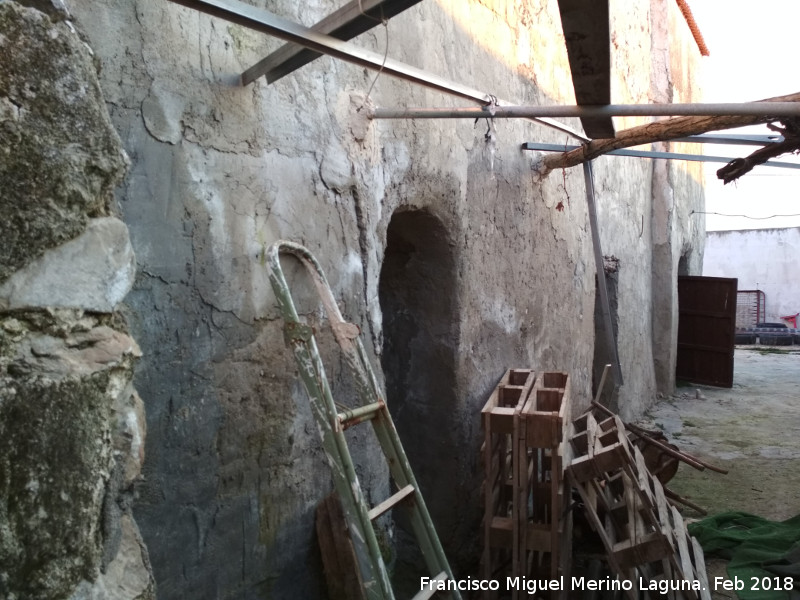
[515,372,572,594]
[480,370,572,600]
[481,369,536,598]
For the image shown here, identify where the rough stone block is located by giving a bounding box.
[113,389,147,487]
[0,310,142,599]
[0,2,128,282]
[0,217,136,313]
[68,515,156,600]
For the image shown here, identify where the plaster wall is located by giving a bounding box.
[649,0,706,397]
[704,228,800,323]
[591,0,705,412]
[62,0,705,597]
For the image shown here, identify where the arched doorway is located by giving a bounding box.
[378,208,459,580]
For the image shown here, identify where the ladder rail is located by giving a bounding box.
[267,240,461,600]
[268,241,392,600]
[268,241,378,406]
[369,408,455,583]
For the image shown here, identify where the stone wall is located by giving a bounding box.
[0,2,153,598]
[30,0,711,597]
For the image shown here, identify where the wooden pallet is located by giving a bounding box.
[481,369,536,598]
[481,370,572,600]
[567,411,711,600]
[515,372,572,594]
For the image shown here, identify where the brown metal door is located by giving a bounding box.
[676,276,738,388]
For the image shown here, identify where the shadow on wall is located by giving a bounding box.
[378,209,462,578]
[678,251,691,277]
[593,256,620,408]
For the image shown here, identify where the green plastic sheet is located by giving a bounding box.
[688,512,800,600]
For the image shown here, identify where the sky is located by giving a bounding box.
[688,0,800,231]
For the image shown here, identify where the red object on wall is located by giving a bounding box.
[781,312,799,329]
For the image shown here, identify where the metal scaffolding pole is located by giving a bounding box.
[166,0,587,141]
[522,142,800,170]
[583,162,624,389]
[372,103,800,120]
[674,134,783,146]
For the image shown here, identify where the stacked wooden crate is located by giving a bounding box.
[567,411,711,600]
[481,368,533,595]
[481,369,572,600]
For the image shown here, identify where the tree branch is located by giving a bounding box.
[716,119,800,183]
[538,91,800,176]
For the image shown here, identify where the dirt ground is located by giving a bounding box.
[638,347,800,598]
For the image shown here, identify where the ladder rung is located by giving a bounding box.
[412,571,448,600]
[368,484,415,521]
[337,401,384,430]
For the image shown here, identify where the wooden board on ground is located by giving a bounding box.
[316,492,367,600]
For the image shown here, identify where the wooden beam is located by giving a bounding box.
[538,91,800,176]
[242,0,422,85]
[556,0,615,138]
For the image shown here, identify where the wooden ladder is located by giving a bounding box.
[267,241,461,600]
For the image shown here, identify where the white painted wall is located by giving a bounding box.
[704,228,800,324]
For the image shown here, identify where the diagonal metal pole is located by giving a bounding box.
[583,161,623,387]
[167,0,587,141]
[242,0,424,85]
[522,142,800,170]
[170,0,498,101]
[372,102,800,119]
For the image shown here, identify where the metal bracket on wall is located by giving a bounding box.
[241,0,423,85]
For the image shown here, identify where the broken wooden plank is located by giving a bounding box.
[591,400,718,472]
[316,492,367,600]
[663,486,708,516]
[568,412,712,600]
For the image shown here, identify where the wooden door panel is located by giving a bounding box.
[676,276,737,388]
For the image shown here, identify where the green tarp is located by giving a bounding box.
[689,512,800,600]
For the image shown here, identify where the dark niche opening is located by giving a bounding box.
[378,208,459,584]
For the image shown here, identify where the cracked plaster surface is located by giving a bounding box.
[64,0,705,597]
